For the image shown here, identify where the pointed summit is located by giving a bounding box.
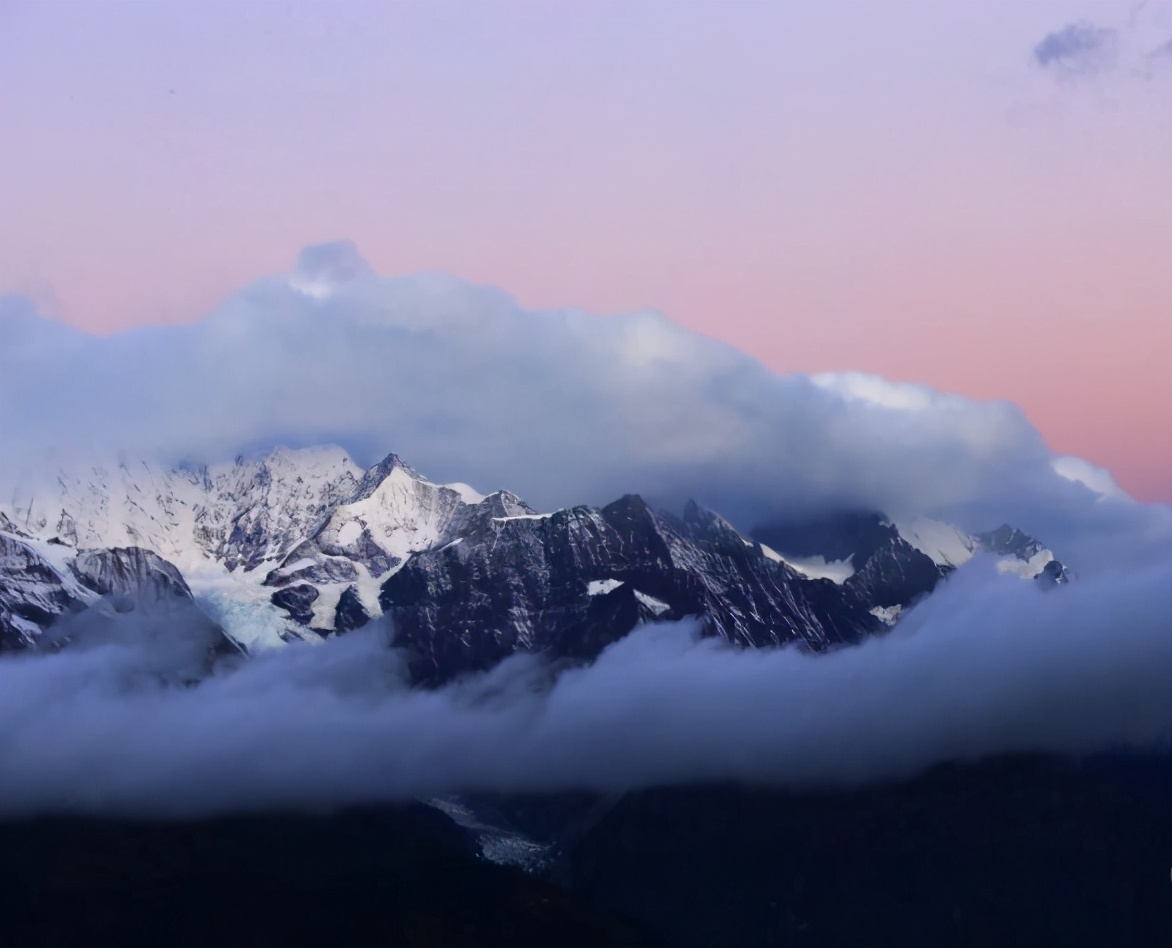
[352,453,420,502]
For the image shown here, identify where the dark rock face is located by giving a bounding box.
[71,547,194,604]
[263,541,360,588]
[841,534,943,609]
[334,585,371,633]
[755,514,947,611]
[1037,558,1072,587]
[381,495,882,685]
[978,523,1046,560]
[980,523,1072,584]
[270,583,320,626]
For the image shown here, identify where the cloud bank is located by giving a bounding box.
[2,241,1166,570]
[2,243,1169,819]
[1,555,1168,819]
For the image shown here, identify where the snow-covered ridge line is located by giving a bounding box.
[0,445,510,650]
[759,544,856,584]
[2,444,1070,671]
[889,516,978,569]
[891,516,1066,582]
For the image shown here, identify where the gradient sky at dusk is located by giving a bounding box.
[2,1,1170,501]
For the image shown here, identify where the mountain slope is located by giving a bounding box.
[381,495,880,684]
[1,446,1071,682]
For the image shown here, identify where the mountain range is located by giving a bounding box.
[0,446,1069,683]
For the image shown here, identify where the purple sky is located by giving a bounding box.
[2,1,1170,501]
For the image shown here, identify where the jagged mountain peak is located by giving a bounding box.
[680,499,743,541]
[469,490,540,521]
[601,493,658,524]
[352,452,419,501]
[978,523,1045,560]
[1,444,1074,674]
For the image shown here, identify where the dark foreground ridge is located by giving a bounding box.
[543,752,1172,948]
[0,803,656,948]
[2,752,1167,948]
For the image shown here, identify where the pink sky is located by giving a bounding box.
[2,1,1170,502]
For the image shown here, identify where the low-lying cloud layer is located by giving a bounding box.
[1,242,1165,568]
[1,555,1169,819]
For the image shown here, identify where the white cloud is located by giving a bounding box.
[0,555,1167,818]
[3,242,1159,569]
[1052,455,1126,499]
[2,244,1169,818]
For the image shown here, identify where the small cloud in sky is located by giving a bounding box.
[291,240,375,299]
[1029,3,1172,84]
[1033,22,1119,76]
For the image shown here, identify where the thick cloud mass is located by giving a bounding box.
[2,244,1170,817]
[0,557,1168,818]
[1,243,1163,561]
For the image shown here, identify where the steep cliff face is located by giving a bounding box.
[379,495,887,685]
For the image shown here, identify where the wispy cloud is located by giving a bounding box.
[1031,5,1172,82]
[1150,35,1172,60]
[1033,21,1119,76]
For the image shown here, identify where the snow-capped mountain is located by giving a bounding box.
[0,447,540,652]
[3,446,362,574]
[0,531,92,647]
[0,446,1069,682]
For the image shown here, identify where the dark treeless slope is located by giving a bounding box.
[475,753,1172,948]
[0,804,656,948]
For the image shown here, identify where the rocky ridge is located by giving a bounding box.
[0,447,1069,683]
